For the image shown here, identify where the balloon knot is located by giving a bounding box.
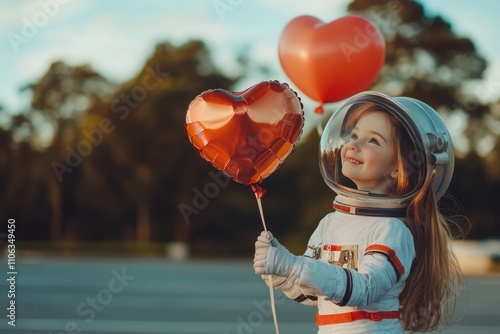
[251,184,266,199]
[314,104,324,115]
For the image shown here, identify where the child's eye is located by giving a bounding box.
[350,134,358,140]
[368,138,380,145]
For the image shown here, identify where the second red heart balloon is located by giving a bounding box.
[279,15,386,114]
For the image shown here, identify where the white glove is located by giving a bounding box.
[253,231,301,278]
[254,231,295,290]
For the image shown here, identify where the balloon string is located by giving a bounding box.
[316,120,323,137]
[255,194,268,232]
[254,194,280,334]
[267,277,280,334]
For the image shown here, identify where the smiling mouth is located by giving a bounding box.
[345,157,362,164]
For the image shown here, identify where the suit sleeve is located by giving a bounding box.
[345,218,415,307]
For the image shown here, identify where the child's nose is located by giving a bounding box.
[347,140,360,151]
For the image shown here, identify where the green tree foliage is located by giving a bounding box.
[2,63,114,241]
[349,0,487,108]
[54,41,242,244]
[89,41,241,244]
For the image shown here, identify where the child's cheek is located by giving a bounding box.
[340,145,347,160]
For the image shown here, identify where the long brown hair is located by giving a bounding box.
[383,107,464,331]
[399,171,464,331]
[345,104,465,331]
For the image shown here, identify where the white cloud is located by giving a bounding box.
[1,0,89,36]
[133,11,232,46]
[19,13,147,83]
[0,1,43,35]
[253,0,349,20]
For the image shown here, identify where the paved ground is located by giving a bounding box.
[0,257,499,334]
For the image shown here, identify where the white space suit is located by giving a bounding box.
[267,209,415,333]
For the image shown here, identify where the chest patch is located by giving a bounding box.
[320,244,358,269]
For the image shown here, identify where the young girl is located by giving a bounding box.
[253,91,464,333]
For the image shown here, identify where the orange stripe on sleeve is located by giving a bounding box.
[365,244,405,277]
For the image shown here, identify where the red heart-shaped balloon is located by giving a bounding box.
[279,15,385,113]
[185,81,304,187]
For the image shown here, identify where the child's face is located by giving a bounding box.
[340,111,396,194]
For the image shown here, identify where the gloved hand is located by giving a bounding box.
[261,274,291,290]
[254,232,295,289]
[253,231,300,278]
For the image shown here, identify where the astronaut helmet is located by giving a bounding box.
[319,91,454,217]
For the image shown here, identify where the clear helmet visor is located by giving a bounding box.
[319,91,454,207]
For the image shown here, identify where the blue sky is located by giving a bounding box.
[1,0,500,121]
